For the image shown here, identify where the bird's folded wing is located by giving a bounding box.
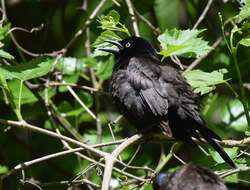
[139,88,168,116]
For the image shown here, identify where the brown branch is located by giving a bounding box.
[125,0,140,36]
[84,5,103,143]
[101,134,142,190]
[133,7,161,35]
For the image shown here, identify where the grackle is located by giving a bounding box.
[98,36,235,168]
[153,164,227,190]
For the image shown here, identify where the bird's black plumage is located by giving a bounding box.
[99,36,235,167]
[153,164,227,190]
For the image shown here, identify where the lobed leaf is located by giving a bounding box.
[97,10,130,36]
[92,30,122,56]
[184,69,228,95]
[158,28,212,58]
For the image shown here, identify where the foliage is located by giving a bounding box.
[158,28,211,58]
[184,69,228,95]
[0,1,250,190]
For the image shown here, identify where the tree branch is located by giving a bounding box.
[101,134,142,190]
[192,0,214,29]
[125,0,140,36]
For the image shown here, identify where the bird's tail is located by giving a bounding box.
[197,126,236,168]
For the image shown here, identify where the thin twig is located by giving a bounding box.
[65,81,97,120]
[192,0,214,29]
[23,178,100,189]
[48,82,98,92]
[133,7,161,35]
[84,11,103,143]
[0,0,108,57]
[64,0,108,50]
[0,119,106,157]
[219,167,250,178]
[125,0,140,36]
[1,147,85,180]
[121,145,141,172]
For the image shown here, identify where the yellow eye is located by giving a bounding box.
[125,42,131,48]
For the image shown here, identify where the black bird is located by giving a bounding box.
[153,164,227,190]
[98,36,235,167]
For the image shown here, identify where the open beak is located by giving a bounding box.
[97,40,123,54]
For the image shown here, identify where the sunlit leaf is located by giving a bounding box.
[7,80,38,105]
[0,49,14,60]
[237,0,250,22]
[96,56,115,80]
[0,58,53,81]
[57,57,94,74]
[92,30,122,56]
[158,28,211,58]
[0,165,8,174]
[184,69,228,95]
[97,10,130,36]
[245,130,250,136]
[209,147,238,164]
[0,23,11,41]
[239,38,250,46]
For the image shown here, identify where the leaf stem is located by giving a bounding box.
[231,45,250,126]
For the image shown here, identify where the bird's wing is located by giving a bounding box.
[159,65,204,124]
[128,57,169,117]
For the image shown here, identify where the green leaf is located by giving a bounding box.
[239,38,250,46]
[96,56,115,80]
[0,164,8,174]
[0,58,53,81]
[158,28,212,58]
[7,80,38,105]
[0,49,14,60]
[209,147,238,164]
[97,10,130,36]
[184,69,228,95]
[0,71,8,89]
[92,30,122,56]
[237,0,250,22]
[57,57,94,74]
[0,23,11,41]
[245,130,250,136]
[154,0,179,30]
[0,75,20,119]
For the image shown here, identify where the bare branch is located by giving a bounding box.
[101,134,142,190]
[125,0,140,36]
[133,7,161,35]
[219,166,250,178]
[193,0,214,29]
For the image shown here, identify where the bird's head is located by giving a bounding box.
[98,36,158,59]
